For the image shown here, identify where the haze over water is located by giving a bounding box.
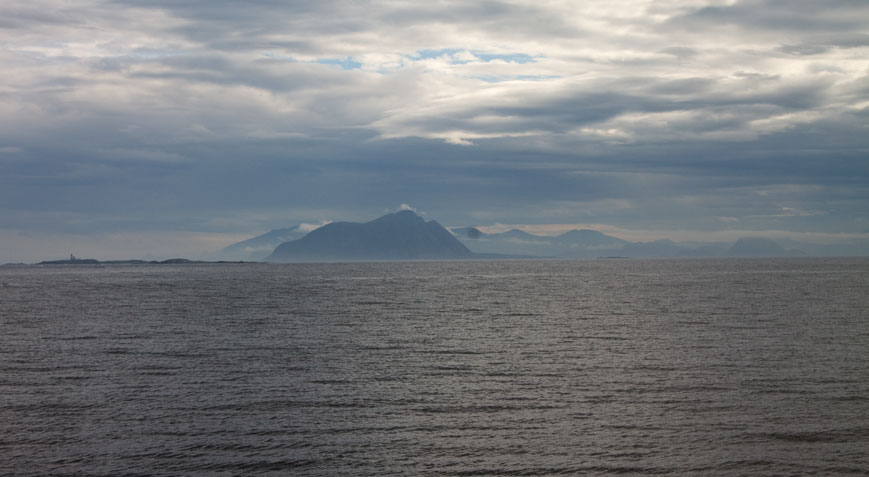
[2,258,868,475]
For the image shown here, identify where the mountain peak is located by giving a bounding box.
[267,211,471,261]
[374,209,426,223]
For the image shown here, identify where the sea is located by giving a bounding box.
[1,258,868,476]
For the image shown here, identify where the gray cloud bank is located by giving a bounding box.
[1,0,867,261]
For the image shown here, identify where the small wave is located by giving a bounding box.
[45,335,100,341]
[198,399,373,412]
[423,349,486,355]
[104,348,132,355]
[833,395,869,402]
[707,459,777,470]
[412,403,561,414]
[308,379,355,384]
[200,458,318,472]
[181,442,275,452]
[750,388,812,395]
[359,345,408,351]
[446,464,672,475]
[51,375,91,381]
[761,427,869,443]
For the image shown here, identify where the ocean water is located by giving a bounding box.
[1,258,868,476]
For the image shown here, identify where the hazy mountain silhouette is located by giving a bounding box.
[228,216,824,262]
[452,227,486,240]
[726,237,800,257]
[449,228,809,258]
[553,229,628,247]
[450,226,628,257]
[267,210,473,262]
[493,229,548,241]
[221,226,308,260]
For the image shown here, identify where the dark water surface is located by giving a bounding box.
[2,259,868,475]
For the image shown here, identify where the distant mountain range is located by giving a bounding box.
[450,227,803,259]
[452,226,632,258]
[267,210,473,262]
[216,212,825,262]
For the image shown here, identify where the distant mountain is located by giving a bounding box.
[449,227,816,259]
[221,226,308,261]
[237,218,825,262]
[726,237,800,257]
[452,227,485,240]
[552,229,629,257]
[450,227,551,257]
[267,210,473,262]
[449,226,628,257]
[492,229,548,242]
[552,229,628,247]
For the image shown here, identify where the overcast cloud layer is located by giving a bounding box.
[1,0,868,261]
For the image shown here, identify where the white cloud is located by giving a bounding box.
[298,221,332,233]
[444,136,474,146]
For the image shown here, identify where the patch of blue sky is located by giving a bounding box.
[412,48,464,60]
[410,49,540,65]
[474,52,536,64]
[261,52,296,61]
[315,57,363,70]
[260,53,362,70]
[260,50,538,72]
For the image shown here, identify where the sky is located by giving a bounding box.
[1,0,868,261]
